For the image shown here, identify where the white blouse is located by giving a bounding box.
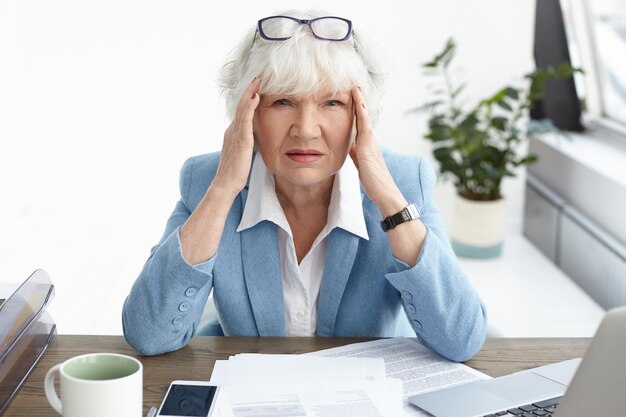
[237,154,368,336]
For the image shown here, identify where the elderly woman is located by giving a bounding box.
[122,11,487,360]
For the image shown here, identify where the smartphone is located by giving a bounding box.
[156,380,220,417]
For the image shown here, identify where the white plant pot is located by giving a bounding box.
[450,194,506,258]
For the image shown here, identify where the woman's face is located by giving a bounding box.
[253,88,354,191]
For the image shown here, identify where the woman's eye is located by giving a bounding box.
[326,100,344,107]
[273,99,290,106]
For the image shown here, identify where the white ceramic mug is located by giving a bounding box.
[44,352,143,417]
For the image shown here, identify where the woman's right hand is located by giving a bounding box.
[213,78,262,198]
[180,78,261,265]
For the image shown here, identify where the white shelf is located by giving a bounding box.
[459,234,605,337]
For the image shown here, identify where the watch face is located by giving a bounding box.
[407,204,420,219]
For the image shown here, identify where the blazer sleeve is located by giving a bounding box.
[122,157,216,356]
[385,158,488,362]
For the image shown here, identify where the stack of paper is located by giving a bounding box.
[210,354,402,417]
[306,338,491,417]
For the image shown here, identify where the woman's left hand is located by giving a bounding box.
[349,87,407,217]
[350,87,427,267]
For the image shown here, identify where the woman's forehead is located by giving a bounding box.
[261,84,353,99]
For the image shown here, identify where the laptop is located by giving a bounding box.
[409,306,626,417]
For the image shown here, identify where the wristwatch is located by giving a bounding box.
[380,203,420,232]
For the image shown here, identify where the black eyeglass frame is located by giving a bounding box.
[256,15,353,41]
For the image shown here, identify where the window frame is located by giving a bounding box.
[562,0,626,137]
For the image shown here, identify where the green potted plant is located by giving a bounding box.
[418,38,580,258]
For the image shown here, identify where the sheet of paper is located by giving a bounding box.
[217,378,402,417]
[211,354,385,384]
[305,338,491,417]
[210,354,401,416]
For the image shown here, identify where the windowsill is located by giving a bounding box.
[460,234,605,337]
[533,124,626,188]
[529,123,626,245]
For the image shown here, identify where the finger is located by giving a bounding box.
[351,87,374,144]
[241,90,261,130]
[235,78,262,117]
[233,79,261,135]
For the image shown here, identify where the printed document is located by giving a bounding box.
[306,338,490,417]
[210,354,402,417]
[217,379,402,417]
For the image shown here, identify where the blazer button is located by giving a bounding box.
[406,303,416,314]
[185,287,197,297]
[412,319,422,330]
[172,315,184,325]
[401,291,412,301]
[179,301,191,312]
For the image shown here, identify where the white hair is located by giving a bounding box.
[219,10,386,124]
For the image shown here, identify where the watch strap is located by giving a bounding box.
[380,203,420,232]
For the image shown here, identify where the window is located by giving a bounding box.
[563,0,626,129]
[588,0,626,125]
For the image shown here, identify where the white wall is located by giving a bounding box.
[0,0,536,334]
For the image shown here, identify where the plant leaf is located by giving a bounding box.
[422,38,456,69]
[428,114,448,128]
[496,100,513,112]
[504,87,519,100]
[482,88,508,106]
[424,126,451,142]
[516,155,539,166]
[490,117,508,131]
[452,82,467,99]
[459,113,479,130]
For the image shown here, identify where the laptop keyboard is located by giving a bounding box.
[483,396,561,417]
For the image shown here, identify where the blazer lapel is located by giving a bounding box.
[316,228,360,337]
[240,220,285,336]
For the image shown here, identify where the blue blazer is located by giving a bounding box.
[122,149,487,360]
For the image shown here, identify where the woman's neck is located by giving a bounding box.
[274,175,335,264]
[274,175,334,217]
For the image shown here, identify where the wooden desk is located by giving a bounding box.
[4,336,590,417]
